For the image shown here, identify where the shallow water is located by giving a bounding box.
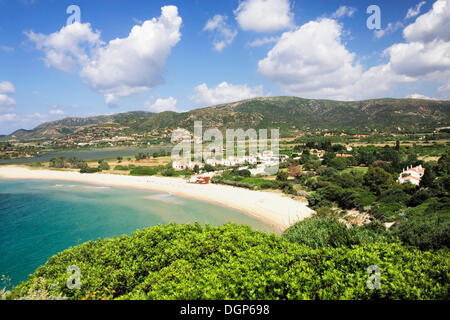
[0,179,274,286]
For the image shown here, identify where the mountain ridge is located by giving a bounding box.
[4,96,450,141]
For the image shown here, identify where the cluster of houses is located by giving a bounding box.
[172,150,288,176]
[309,146,353,161]
[398,165,426,186]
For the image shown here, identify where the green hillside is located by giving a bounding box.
[4,97,450,141]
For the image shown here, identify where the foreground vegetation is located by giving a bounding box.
[5,223,449,300]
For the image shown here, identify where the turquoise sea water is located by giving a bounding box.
[0,179,274,287]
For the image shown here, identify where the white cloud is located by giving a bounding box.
[385,0,450,88]
[25,22,102,72]
[0,81,15,95]
[145,97,177,112]
[405,93,437,99]
[234,0,294,32]
[0,112,50,135]
[248,36,279,47]
[374,22,404,38]
[191,82,264,106]
[403,0,450,42]
[406,1,427,19]
[0,81,16,112]
[203,15,237,52]
[437,82,450,99]
[258,0,450,100]
[0,113,17,123]
[0,95,16,111]
[49,108,65,115]
[26,6,182,106]
[331,6,357,19]
[258,19,369,100]
[0,46,14,52]
[386,40,450,78]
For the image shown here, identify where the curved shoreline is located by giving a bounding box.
[0,166,314,233]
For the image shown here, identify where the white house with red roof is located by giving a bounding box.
[398,165,426,186]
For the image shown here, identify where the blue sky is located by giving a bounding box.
[0,0,449,134]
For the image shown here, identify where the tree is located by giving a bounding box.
[437,150,450,175]
[363,167,394,195]
[328,157,349,170]
[323,151,336,165]
[288,164,302,178]
[276,170,288,182]
[193,165,200,174]
[420,165,435,188]
[98,160,110,171]
[117,156,123,163]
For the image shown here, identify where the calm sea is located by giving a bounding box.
[0,179,274,287]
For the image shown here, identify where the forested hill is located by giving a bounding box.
[5,97,450,140]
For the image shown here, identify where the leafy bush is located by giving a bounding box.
[7,224,448,300]
[212,179,256,190]
[283,218,387,249]
[114,165,131,171]
[363,167,394,195]
[307,193,332,209]
[328,157,351,170]
[80,167,100,174]
[392,211,450,250]
[408,189,433,207]
[338,188,377,210]
[129,166,159,176]
[276,170,288,181]
[97,160,110,171]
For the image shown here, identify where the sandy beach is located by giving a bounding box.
[0,166,314,232]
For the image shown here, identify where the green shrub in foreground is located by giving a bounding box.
[7,224,449,300]
[392,211,450,251]
[282,218,387,249]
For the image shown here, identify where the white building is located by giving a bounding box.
[172,161,188,171]
[188,161,204,170]
[398,165,426,186]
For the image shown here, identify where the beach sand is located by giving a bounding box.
[0,166,314,232]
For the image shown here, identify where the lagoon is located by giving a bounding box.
[0,179,273,286]
[0,147,171,165]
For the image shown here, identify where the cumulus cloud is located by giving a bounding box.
[49,108,65,115]
[403,0,450,42]
[385,0,450,92]
[406,93,436,99]
[406,1,427,19]
[26,6,182,106]
[331,6,357,19]
[0,81,16,112]
[258,0,450,100]
[258,19,368,100]
[247,36,279,47]
[374,21,404,38]
[386,40,450,78]
[25,22,102,72]
[437,82,450,99]
[0,112,50,135]
[234,0,294,32]
[191,82,264,106]
[203,15,237,52]
[145,97,177,112]
[0,81,15,95]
